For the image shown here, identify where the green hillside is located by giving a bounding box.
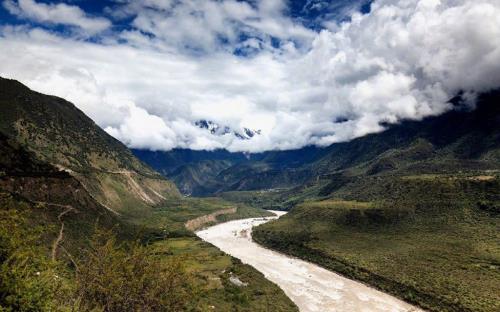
[0,77,180,218]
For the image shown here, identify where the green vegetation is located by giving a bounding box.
[0,208,191,312]
[254,176,500,312]
[0,208,67,311]
[0,194,295,311]
[75,230,191,312]
[153,237,298,311]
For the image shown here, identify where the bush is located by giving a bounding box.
[75,229,192,312]
[0,209,68,312]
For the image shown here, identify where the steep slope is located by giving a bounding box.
[169,160,233,195]
[0,131,121,258]
[0,77,179,218]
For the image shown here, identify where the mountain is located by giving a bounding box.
[0,76,185,257]
[195,119,261,140]
[133,145,327,196]
[135,91,500,200]
[0,78,180,220]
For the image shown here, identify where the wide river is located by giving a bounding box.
[196,211,421,312]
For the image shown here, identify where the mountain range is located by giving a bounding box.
[134,91,499,200]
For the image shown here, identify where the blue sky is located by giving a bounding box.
[0,1,373,33]
[0,0,499,152]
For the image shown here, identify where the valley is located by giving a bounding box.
[135,90,500,311]
[0,76,498,312]
[2,0,500,310]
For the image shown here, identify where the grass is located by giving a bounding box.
[253,177,500,312]
[153,237,298,311]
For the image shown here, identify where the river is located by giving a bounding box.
[196,211,421,312]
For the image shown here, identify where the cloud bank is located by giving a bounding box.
[0,0,499,152]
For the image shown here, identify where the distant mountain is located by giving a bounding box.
[132,145,326,196]
[0,77,180,222]
[134,91,500,198]
[195,119,261,140]
[131,148,248,195]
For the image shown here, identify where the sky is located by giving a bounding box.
[0,0,499,152]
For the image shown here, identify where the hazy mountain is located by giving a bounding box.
[132,145,327,195]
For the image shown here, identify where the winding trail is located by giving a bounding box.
[197,211,422,312]
[38,203,76,261]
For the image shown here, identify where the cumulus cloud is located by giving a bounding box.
[3,0,111,34]
[0,0,499,152]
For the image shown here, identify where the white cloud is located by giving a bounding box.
[111,0,316,53]
[0,0,499,152]
[3,0,111,34]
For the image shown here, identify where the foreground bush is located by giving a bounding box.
[0,209,67,312]
[75,229,192,312]
[0,207,192,312]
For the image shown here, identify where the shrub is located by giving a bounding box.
[75,229,192,312]
[0,209,68,312]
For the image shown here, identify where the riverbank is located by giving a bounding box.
[197,212,420,312]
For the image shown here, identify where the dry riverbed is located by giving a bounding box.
[197,211,422,312]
